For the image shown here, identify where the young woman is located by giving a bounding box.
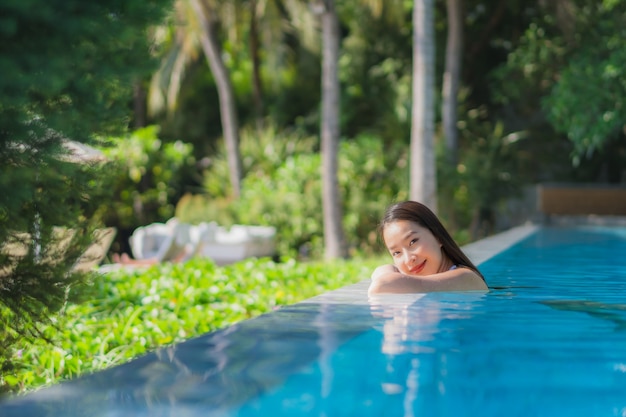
[369,200,488,295]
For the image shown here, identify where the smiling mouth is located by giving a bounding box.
[409,260,426,275]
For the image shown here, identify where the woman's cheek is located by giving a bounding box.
[395,262,409,275]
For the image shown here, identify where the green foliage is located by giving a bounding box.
[175,193,237,226]
[490,19,567,108]
[0,0,171,142]
[1,256,381,395]
[157,62,223,156]
[492,0,626,162]
[438,105,526,241]
[99,126,195,230]
[235,152,324,258]
[338,135,410,253]
[0,0,172,378]
[338,3,413,140]
[542,3,626,161]
[180,127,408,259]
[201,124,319,199]
[0,156,112,376]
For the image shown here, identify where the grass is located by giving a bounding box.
[1,254,385,396]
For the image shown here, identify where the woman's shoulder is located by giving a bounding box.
[452,264,486,283]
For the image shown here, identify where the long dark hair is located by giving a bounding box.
[379,200,485,281]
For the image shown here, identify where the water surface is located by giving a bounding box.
[3,226,626,416]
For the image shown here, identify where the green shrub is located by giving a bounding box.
[235,134,408,258]
[338,134,409,254]
[202,124,319,199]
[234,152,324,258]
[179,127,409,259]
[98,126,195,231]
[174,193,238,226]
[437,106,526,242]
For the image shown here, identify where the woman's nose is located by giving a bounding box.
[404,251,415,264]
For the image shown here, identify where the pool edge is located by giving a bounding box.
[461,222,539,266]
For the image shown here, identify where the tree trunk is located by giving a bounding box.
[133,81,147,128]
[249,0,265,132]
[442,0,463,166]
[410,0,437,212]
[190,0,243,198]
[319,0,348,260]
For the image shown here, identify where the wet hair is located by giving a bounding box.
[379,200,485,281]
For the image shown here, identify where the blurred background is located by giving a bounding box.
[5,0,625,262]
[2,0,626,395]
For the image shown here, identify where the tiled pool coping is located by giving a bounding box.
[302,222,540,307]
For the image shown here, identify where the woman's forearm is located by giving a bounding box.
[369,266,487,295]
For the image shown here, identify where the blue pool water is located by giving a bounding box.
[2,225,626,416]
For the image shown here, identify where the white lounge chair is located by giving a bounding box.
[194,224,276,265]
[128,218,193,263]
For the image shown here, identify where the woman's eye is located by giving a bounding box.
[409,238,417,246]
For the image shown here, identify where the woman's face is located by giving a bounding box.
[383,220,449,276]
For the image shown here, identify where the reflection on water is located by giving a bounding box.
[0,303,376,417]
[313,304,337,402]
[231,292,489,417]
[367,292,487,417]
[370,293,438,417]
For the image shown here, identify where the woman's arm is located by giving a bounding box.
[368,264,488,295]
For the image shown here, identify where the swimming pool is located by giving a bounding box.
[2,224,626,416]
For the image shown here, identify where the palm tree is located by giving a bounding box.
[441,0,463,166]
[189,0,243,197]
[410,0,437,211]
[148,0,316,198]
[311,0,348,260]
[149,0,244,197]
[244,0,315,130]
[310,0,407,259]
[248,0,264,131]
